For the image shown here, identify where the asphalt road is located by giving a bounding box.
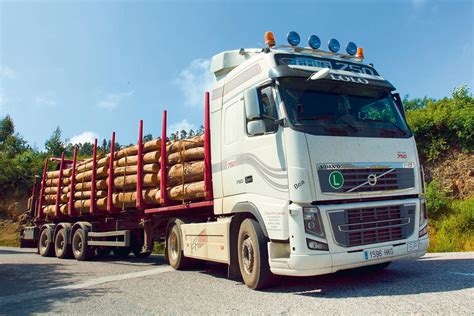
[0,247,472,314]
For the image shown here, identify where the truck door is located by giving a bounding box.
[243,85,288,199]
[221,97,245,197]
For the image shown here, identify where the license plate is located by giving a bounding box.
[407,241,419,252]
[364,246,394,261]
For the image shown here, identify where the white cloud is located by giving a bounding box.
[69,131,98,145]
[168,119,196,135]
[175,58,215,108]
[34,91,57,107]
[0,65,16,79]
[97,90,134,110]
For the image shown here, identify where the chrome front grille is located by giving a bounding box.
[328,204,416,247]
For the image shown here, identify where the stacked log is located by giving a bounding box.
[41,168,72,216]
[69,154,110,214]
[41,134,207,216]
[162,134,206,201]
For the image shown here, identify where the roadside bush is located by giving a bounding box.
[425,180,451,219]
[428,197,474,252]
[406,85,474,162]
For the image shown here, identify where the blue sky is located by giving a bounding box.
[0,0,472,149]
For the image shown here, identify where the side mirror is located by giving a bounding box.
[244,88,260,120]
[392,93,406,119]
[247,120,265,136]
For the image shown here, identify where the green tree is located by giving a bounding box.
[143,133,153,142]
[45,126,65,157]
[0,115,15,143]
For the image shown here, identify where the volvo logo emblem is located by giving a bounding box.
[367,174,378,186]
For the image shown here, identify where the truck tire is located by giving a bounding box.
[237,218,273,290]
[72,228,93,261]
[112,247,131,258]
[38,228,54,257]
[167,220,194,270]
[131,232,151,258]
[54,228,72,259]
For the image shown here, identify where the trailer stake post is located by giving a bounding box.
[30,176,38,218]
[107,132,119,213]
[204,91,213,200]
[160,110,169,205]
[69,146,78,217]
[55,152,65,218]
[90,138,98,214]
[37,159,48,220]
[136,120,144,209]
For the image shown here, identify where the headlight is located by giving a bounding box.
[419,226,428,237]
[303,207,325,238]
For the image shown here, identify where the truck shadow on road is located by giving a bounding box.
[0,262,119,314]
[200,257,473,297]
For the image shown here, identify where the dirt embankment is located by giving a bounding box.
[424,151,474,199]
[0,195,29,246]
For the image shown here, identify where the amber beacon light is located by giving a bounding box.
[265,31,276,47]
[356,47,365,60]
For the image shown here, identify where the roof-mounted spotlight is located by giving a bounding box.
[328,38,340,53]
[308,35,321,49]
[287,31,301,46]
[346,42,357,56]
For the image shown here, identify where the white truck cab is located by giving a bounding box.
[180,31,428,289]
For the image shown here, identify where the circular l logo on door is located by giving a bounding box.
[329,171,344,189]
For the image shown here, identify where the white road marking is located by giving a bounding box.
[452,272,474,276]
[0,265,174,306]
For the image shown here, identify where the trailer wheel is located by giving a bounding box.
[237,219,273,290]
[54,228,72,259]
[72,228,93,261]
[38,228,54,257]
[167,220,194,270]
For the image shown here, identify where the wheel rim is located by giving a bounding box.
[40,231,49,253]
[169,230,179,261]
[241,234,254,275]
[73,232,83,257]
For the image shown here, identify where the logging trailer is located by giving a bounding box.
[21,31,429,289]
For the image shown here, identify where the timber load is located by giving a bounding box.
[40,134,207,217]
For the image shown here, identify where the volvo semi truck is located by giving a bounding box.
[21,31,429,290]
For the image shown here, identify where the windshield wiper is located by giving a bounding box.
[296,115,335,121]
[363,119,407,135]
[386,121,407,135]
[337,117,358,133]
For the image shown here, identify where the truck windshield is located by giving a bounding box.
[278,77,411,138]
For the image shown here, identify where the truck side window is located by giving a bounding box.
[258,86,278,133]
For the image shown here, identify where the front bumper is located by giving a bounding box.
[270,235,428,276]
[269,198,429,276]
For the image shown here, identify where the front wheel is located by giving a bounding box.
[237,219,274,290]
[167,220,194,270]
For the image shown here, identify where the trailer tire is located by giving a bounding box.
[54,228,72,259]
[167,220,194,270]
[72,228,93,261]
[237,218,273,290]
[38,228,54,257]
